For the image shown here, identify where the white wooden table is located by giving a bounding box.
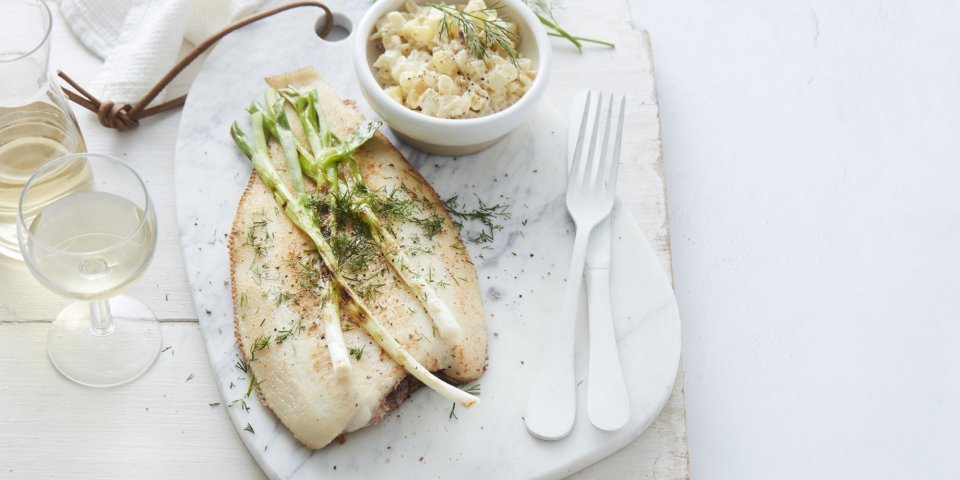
[0,2,689,478]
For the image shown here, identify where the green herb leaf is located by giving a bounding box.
[349,345,365,361]
[430,3,520,67]
[443,194,511,244]
[522,0,614,51]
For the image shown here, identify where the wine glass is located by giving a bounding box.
[17,153,161,387]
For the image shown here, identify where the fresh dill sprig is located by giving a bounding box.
[243,219,270,258]
[358,281,385,302]
[234,358,249,374]
[349,345,365,361]
[522,0,615,51]
[244,423,255,434]
[274,317,303,345]
[430,3,520,67]
[443,194,511,244]
[375,187,416,221]
[413,330,433,343]
[293,257,323,291]
[229,398,250,412]
[250,264,278,285]
[449,383,482,420]
[331,233,378,275]
[245,373,257,398]
[371,184,446,239]
[413,214,444,239]
[273,289,293,307]
[250,334,271,361]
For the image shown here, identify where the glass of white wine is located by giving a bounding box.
[17,153,161,387]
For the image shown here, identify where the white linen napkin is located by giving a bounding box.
[59,0,263,104]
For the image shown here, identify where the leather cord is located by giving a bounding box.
[58,1,334,131]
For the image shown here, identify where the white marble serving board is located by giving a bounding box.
[173,1,680,478]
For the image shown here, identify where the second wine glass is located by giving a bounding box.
[17,153,161,387]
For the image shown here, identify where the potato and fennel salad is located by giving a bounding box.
[370,0,536,119]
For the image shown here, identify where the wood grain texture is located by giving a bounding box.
[0,1,689,478]
[0,322,261,479]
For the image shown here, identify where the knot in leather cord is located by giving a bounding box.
[57,1,333,132]
[97,100,139,131]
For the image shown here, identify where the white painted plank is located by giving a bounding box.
[0,322,262,479]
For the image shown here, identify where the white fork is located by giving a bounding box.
[524,91,625,440]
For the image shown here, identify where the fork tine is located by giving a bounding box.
[569,90,593,189]
[583,91,604,189]
[608,95,626,190]
[594,93,615,192]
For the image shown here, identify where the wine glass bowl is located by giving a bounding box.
[17,153,161,387]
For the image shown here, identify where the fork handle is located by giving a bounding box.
[585,266,630,431]
[524,227,592,440]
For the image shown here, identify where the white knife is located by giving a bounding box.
[567,90,630,431]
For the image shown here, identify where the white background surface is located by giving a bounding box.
[629,0,960,477]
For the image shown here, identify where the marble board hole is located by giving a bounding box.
[316,11,352,42]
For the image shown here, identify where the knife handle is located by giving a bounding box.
[585,266,630,431]
[524,228,591,440]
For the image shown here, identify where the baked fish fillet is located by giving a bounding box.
[229,67,487,449]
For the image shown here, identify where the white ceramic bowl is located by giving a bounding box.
[353,0,551,156]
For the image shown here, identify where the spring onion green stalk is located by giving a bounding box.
[231,116,479,408]
[295,93,351,377]
[232,116,352,377]
[257,93,355,377]
[272,102,306,196]
[274,88,463,339]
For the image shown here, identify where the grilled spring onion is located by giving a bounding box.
[257,88,463,340]
[232,114,351,378]
[231,112,479,409]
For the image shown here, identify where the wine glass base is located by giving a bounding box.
[47,296,162,388]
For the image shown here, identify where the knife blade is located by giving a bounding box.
[567,89,630,432]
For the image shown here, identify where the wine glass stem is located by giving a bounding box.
[89,299,116,336]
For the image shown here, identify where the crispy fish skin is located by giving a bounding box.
[229,68,487,449]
